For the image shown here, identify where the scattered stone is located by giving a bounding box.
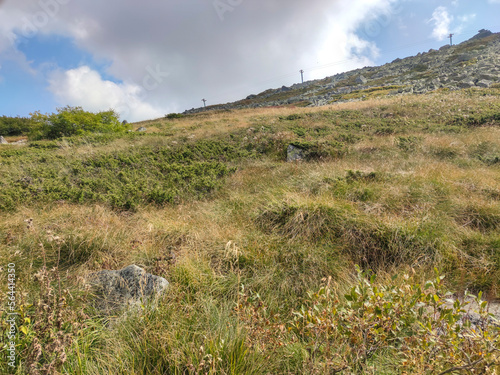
[470,29,493,40]
[11,140,27,145]
[458,80,475,89]
[86,265,169,314]
[476,79,493,88]
[287,144,305,162]
[0,136,8,144]
[355,75,368,85]
[136,127,147,132]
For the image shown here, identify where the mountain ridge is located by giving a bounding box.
[183,29,500,115]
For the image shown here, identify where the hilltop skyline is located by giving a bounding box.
[0,0,499,121]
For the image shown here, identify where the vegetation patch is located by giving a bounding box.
[0,140,246,211]
[29,106,130,140]
[257,201,440,269]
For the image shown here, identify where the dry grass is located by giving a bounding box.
[1,88,499,374]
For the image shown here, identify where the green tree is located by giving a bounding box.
[29,106,129,140]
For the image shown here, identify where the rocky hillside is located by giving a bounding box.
[184,29,500,114]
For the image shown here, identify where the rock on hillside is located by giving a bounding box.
[184,30,500,114]
[86,265,169,314]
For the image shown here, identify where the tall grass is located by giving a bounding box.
[1,88,499,374]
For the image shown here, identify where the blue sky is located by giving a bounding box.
[0,0,499,122]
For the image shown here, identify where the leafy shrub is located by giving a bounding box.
[28,140,60,150]
[236,268,500,373]
[280,114,302,121]
[165,113,184,119]
[0,116,32,136]
[0,140,244,211]
[289,267,500,373]
[397,135,421,151]
[29,106,129,140]
[289,140,347,160]
[451,110,500,127]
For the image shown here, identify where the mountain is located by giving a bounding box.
[184,29,500,114]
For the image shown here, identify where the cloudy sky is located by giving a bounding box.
[0,0,499,122]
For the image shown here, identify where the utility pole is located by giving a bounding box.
[449,33,454,46]
[300,69,304,84]
[202,99,207,107]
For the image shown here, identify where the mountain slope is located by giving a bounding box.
[184,29,500,114]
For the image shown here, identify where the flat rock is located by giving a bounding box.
[86,265,169,314]
[287,144,305,162]
[355,75,368,85]
[476,79,493,88]
[0,136,8,144]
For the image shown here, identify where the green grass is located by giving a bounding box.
[1,88,500,374]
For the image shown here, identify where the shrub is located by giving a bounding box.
[396,136,421,152]
[165,113,184,119]
[288,140,347,160]
[0,116,32,136]
[29,106,129,140]
[280,114,302,121]
[289,267,500,373]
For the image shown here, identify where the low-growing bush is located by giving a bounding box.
[29,106,129,140]
[237,268,500,374]
[257,201,440,269]
[165,113,184,119]
[287,267,500,373]
[0,140,245,211]
[289,140,347,160]
[0,116,32,136]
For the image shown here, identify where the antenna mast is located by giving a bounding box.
[449,33,454,46]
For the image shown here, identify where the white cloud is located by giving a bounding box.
[1,0,402,119]
[48,66,164,122]
[429,6,453,41]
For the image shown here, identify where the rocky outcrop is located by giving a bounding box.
[0,136,8,144]
[86,265,169,314]
[287,144,305,162]
[183,30,500,115]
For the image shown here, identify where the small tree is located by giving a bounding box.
[29,106,129,140]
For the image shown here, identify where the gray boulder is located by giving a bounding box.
[86,265,169,313]
[458,80,475,89]
[0,136,8,144]
[287,144,305,162]
[355,75,368,85]
[476,79,493,88]
[136,126,147,132]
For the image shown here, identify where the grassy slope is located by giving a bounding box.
[1,88,499,374]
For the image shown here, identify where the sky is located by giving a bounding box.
[0,0,499,122]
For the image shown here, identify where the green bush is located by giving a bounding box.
[165,113,184,119]
[289,267,500,373]
[0,116,32,136]
[29,106,129,140]
[289,140,347,160]
[0,140,244,211]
